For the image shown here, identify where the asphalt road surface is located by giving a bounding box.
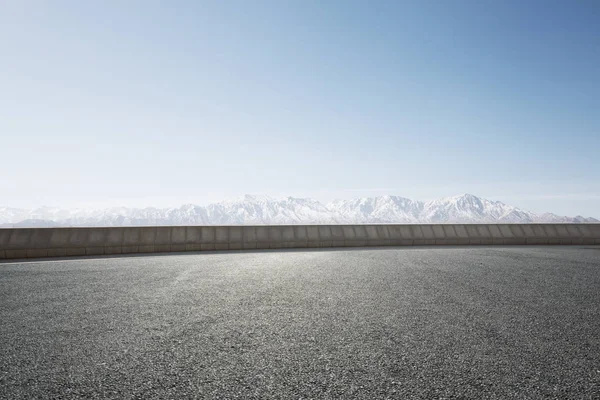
[1,246,600,399]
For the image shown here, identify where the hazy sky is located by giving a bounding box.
[1,1,599,216]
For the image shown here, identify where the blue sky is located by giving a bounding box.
[1,1,599,216]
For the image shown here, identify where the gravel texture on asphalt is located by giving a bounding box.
[1,246,600,399]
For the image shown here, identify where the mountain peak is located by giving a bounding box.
[0,194,596,226]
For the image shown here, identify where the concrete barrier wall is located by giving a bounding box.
[0,224,599,260]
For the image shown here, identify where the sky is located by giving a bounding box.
[1,1,599,217]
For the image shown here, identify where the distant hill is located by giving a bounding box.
[0,194,597,227]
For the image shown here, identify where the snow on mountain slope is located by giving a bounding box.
[328,195,423,223]
[205,195,339,225]
[422,194,537,223]
[0,194,597,227]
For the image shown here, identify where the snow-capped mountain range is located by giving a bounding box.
[0,194,597,227]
